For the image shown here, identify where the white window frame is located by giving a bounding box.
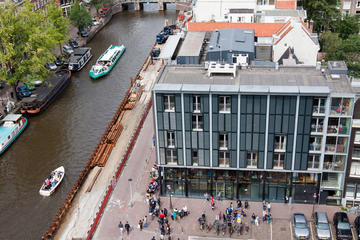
[274,135,286,152]
[357,0,360,7]
[164,95,175,112]
[166,148,177,165]
[355,131,360,144]
[311,117,324,133]
[219,96,231,113]
[219,151,230,167]
[273,153,284,169]
[193,95,201,113]
[192,114,203,131]
[167,131,175,148]
[219,133,228,150]
[247,152,258,168]
[313,97,326,115]
[309,136,322,152]
[308,154,320,169]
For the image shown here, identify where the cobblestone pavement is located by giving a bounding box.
[92,109,360,240]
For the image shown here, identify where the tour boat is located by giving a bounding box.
[39,166,65,197]
[19,69,71,115]
[89,45,126,79]
[0,114,28,155]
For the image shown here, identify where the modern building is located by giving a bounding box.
[205,28,255,65]
[152,61,355,205]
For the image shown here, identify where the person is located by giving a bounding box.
[267,202,271,213]
[143,215,148,227]
[211,196,215,210]
[251,213,256,224]
[125,221,130,235]
[182,205,188,216]
[139,219,143,231]
[244,200,249,209]
[237,199,242,209]
[151,237,156,240]
[262,210,266,221]
[204,192,209,202]
[255,216,259,226]
[262,200,266,211]
[118,221,124,234]
[230,202,233,211]
[284,195,289,204]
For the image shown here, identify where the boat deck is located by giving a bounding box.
[0,124,16,141]
[21,70,70,104]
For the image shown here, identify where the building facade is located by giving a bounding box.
[341,0,360,15]
[153,63,355,205]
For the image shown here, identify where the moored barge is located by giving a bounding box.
[20,69,71,115]
[68,47,92,72]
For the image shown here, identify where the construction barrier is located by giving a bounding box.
[86,98,153,240]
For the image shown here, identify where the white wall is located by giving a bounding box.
[257,37,273,44]
[193,0,257,22]
[273,23,319,66]
[228,13,254,23]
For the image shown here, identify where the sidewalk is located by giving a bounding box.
[91,107,356,240]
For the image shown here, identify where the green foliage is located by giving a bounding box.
[0,0,61,88]
[337,14,360,39]
[69,0,92,31]
[47,1,70,52]
[304,0,341,33]
[90,0,113,15]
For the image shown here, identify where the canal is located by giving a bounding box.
[0,6,176,239]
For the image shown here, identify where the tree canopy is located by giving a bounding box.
[69,0,92,32]
[0,0,68,88]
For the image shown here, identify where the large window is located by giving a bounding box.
[313,97,326,115]
[164,95,175,112]
[327,118,350,135]
[273,153,284,169]
[219,151,230,167]
[219,133,228,150]
[311,117,324,133]
[350,162,360,177]
[355,131,360,144]
[325,136,348,153]
[247,152,258,168]
[330,97,353,116]
[166,149,177,164]
[309,136,322,152]
[274,135,286,151]
[192,114,203,131]
[308,154,320,169]
[192,150,199,166]
[219,96,231,113]
[193,95,201,112]
[323,155,345,171]
[167,131,175,147]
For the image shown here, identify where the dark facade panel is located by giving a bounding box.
[213,150,218,167]
[156,93,164,112]
[184,94,190,112]
[178,149,183,165]
[175,95,181,113]
[157,112,164,130]
[192,131,198,149]
[204,150,210,166]
[186,149,192,165]
[163,112,169,130]
[176,113,182,130]
[169,112,176,130]
[231,150,237,168]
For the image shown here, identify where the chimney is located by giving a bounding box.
[309,20,314,32]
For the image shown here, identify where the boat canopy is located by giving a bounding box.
[99,46,123,62]
[2,114,22,122]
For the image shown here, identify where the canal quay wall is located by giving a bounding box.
[43,16,167,238]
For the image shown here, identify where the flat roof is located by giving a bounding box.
[177,31,206,57]
[158,34,181,60]
[2,114,22,122]
[155,65,353,94]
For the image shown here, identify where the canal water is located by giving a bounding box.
[0,6,176,239]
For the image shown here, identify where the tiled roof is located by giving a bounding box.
[275,0,296,9]
[188,22,286,37]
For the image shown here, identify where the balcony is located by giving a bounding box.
[312,106,325,115]
[311,125,323,133]
[326,144,336,152]
[309,143,321,152]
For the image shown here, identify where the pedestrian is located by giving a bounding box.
[255,216,259,226]
[151,237,156,240]
[211,196,215,210]
[218,211,222,220]
[139,219,143,231]
[245,200,249,209]
[237,199,242,209]
[262,210,266,221]
[144,215,148,227]
[262,200,266,211]
[125,221,130,235]
[267,201,271,213]
[285,195,289,204]
[230,202,233,211]
[118,221,124,234]
[204,192,209,201]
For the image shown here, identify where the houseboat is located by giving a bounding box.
[19,69,71,115]
[89,45,125,79]
[0,114,28,155]
[68,47,92,71]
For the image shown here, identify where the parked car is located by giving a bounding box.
[333,212,353,240]
[92,17,100,26]
[45,62,57,71]
[80,29,88,37]
[16,86,31,99]
[314,211,331,240]
[354,215,360,239]
[62,45,74,55]
[292,213,310,240]
[55,56,64,66]
[99,7,110,17]
[68,39,79,48]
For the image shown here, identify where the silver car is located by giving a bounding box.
[292,213,310,240]
[314,211,331,240]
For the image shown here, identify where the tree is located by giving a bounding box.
[90,0,113,16]
[337,14,360,40]
[47,1,70,54]
[69,0,92,32]
[319,31,342,58]
[0,0,58,97]
[304,0,341,33]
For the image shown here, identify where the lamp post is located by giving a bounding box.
[128,178,133,208]
[167,185,173,209]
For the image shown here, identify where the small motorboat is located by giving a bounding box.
[39,166,65,196]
